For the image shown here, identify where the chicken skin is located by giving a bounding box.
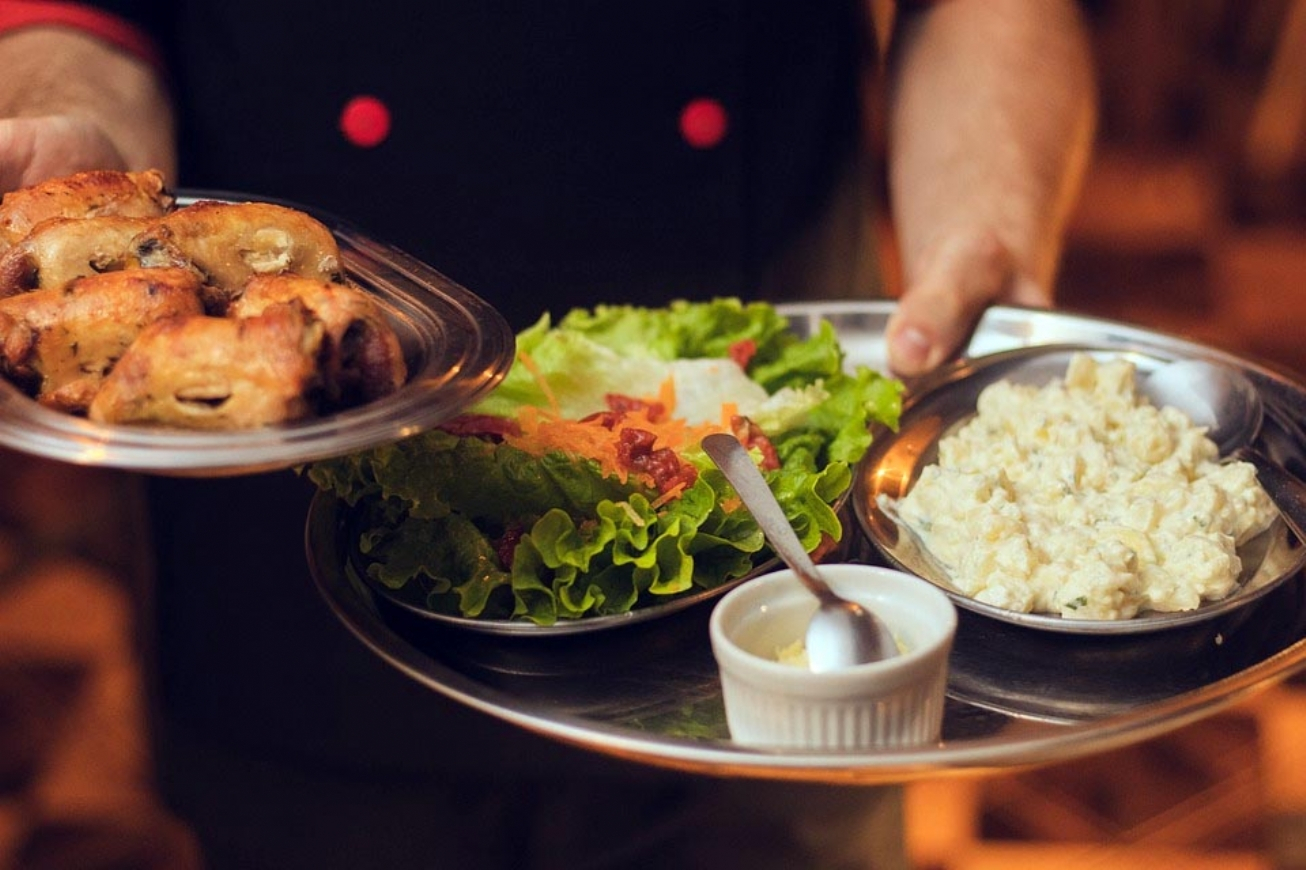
[0,169,172,251]
[0,267,204,413]
[133,201,343,312]
[0,215,156,298]
[89,302,327,429]
[231,275,406,405]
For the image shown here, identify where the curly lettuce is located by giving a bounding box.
[307,298,901,625]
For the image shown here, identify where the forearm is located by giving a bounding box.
[886,0,1097,294]
[0,25,175,180]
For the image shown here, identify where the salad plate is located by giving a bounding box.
[0,192,516,476]
[304,299,901,635]
[855,343,1306,635]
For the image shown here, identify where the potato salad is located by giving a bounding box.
[890,353,1277,619]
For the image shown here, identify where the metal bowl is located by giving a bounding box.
[855,343,1306,635]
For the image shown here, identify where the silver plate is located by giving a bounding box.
[0,192,516,476]
[304,298,872,636]
[855,343,1306,635]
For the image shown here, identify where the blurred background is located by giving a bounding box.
[906,1,1306,869]
[1059,0,1306,373]
[2,0,1306,868]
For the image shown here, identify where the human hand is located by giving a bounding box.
[0,114,128,193]
[884,228,1051,378]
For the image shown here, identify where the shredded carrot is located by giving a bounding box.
[657,377,676,416]
[504,374,727,491]
[516,350,559,416]
[650,482,687,509]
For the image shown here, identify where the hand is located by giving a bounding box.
[0,114,128,193]
[884,228,1051,377]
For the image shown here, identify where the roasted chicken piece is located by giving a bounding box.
[0,169,401,431]
[0,169,172,251]
[230,275,406,405]
[89,301,327,429]
[0,267,204,413]
[0,215,155,298]
[133,201,343,312]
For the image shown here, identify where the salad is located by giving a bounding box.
[307,298,902,625]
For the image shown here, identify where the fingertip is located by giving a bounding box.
[885,316,937,377]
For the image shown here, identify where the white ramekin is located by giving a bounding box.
[709,564,956,751]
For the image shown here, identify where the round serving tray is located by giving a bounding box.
[0,193,516,476]
[307,302,1306,782]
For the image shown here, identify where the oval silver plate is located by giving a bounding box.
[0,192,516,476]
[855,343,1306,635]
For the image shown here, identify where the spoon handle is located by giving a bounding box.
[701,434,832,597]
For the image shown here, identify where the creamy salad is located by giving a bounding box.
[888,353,1277,619]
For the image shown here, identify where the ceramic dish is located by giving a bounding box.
[855,343,1306,635]
[0,192,516,476]
[709,564,956,750]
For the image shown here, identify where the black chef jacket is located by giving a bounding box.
[95,1,876,329]
[61,3,904,869]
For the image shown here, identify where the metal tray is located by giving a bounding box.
[306,302,1306,783]
[0,192,515,476]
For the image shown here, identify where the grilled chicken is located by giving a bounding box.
[0,215,155,298]
[133,201,343,312]
[0,267,204,413]
[231,275,406,405]
[89,301,327,429]
[0,169,407,431]
[0,169,172,252]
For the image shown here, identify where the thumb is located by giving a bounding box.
[885,229,1047,377]
[0,116,129,193]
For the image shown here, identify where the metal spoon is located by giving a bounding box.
[701,433,898,671]
[1142,358,1306,542]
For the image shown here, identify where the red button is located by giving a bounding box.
[340,95,391,148]
[679,97,728,149]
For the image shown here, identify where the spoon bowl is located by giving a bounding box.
[1142,358,1264,456]
[701,433,898,670]
[1142,358,1306,543]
